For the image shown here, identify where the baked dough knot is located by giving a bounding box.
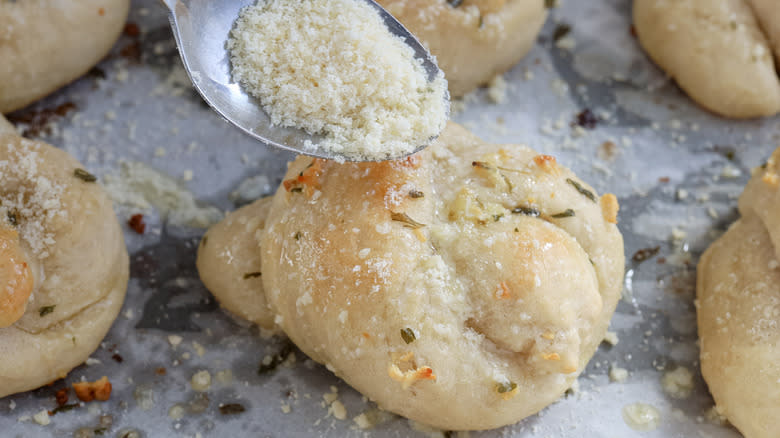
[0,120,129,398]
[259,122,624,430]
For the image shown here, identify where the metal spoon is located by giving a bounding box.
[160,0,448,162]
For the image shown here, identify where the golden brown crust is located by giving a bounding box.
[600,193,619,224]
[0,226,34,328]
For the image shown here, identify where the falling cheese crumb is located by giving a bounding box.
[227,0,448,161]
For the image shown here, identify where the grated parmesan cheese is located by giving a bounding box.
[622,403,661,431]
[102,161,222,228]
[227,0,448,161]
[0,141,66,259]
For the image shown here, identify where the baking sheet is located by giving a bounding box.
[2,0,777,436]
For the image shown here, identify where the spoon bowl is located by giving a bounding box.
[160,0,448,162]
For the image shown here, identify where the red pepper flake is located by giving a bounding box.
[658,177,670,183]
[55,388,69,406]
[98,7,105,16]
[111,353,124,363]
[575,109,599,130]
[416,367,435,380]
[124,23,140,37]
[629,25,637,37]
[128,214,146,234]
[155,367,167,375]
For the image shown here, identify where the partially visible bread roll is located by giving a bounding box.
[378,0,547,97]
[633,0,780,118]
[0,0,130,113]
[697,147,780,438]
[0,115,129,397]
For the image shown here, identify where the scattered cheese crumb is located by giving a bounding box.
[33,410,50,426]
[167,335,183,347]
[622,403,661,431]
[103,161,222,228]
[609,365,628,383]
[555,35,577,50]
[662,366,694,399]
[487,75,508,104]
[323,391,339,405]
[671,228,687,241]
[227,0,448,160]
[191,370,211,392]
[720,165,742,179]
[168,404,186,420]
[354,413,374,429]
[329,400,347,420]
[603,331,619,346]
